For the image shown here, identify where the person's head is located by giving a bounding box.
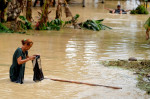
[117,5,121,10]
[21,39,33,51]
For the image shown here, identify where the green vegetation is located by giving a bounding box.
[64,14,112,31]
[82,19,112,31]
[19,16,32,30]
[102,60,150,94]
[39,19,64,31]
[130,5,149,14]
[64,14,80,27]
[1,14,112,33]
[0,23,13,33]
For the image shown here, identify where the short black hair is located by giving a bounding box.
[117,5,121,7]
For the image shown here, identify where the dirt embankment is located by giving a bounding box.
[101,59,150,94]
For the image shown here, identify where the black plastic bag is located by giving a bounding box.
[32,55,44,82]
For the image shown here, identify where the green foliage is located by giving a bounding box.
[82,19,112,31]
[64,14,80,27]
[130,5,149,14]
[50,19,64,26]
[37,14,111,31]
[19,16,32,30]
[39,19,64,31]
[74,14,80,20]
[63,14,111,31]
[0,23,13,33]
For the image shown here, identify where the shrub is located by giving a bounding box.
[130,5,149,14]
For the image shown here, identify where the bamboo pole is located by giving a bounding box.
[45,78,122,89]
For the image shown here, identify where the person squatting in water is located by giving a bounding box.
[9,39,35,84]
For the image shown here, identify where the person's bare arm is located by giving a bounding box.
[124,10,131,12]
[120,10,122,14]
[17,56,35,65]
[105,7,114,12]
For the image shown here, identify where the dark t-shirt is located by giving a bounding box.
[115,9,127,14]
[9,48,28,84]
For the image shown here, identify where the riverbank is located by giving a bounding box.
[101,59,150,94]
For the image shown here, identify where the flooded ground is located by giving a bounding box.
[0,0,150,99]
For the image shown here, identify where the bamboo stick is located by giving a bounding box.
[45,78,122,89]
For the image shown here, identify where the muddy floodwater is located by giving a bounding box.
[1,0,150,99]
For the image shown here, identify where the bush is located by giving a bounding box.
[130,5,149,14]
[82,19,112,31]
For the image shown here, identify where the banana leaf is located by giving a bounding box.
[82,19,112,31]
[39,19,63,31]
[19,16,32,29]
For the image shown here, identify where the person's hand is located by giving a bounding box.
[33,54,40,56]
[29,56,35,60]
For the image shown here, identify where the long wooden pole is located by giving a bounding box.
[45,78,122,89]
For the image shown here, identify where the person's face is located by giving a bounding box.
[24,43,33,51]
[117,6,121,10]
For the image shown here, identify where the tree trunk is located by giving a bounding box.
[37,0,50,29]
[26,0,32,22]
[0,0,8,22]
[7,0,25,31]
[55,0,62,19]
[0,10,5,22]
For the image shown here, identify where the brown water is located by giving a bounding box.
[0,0,150,99]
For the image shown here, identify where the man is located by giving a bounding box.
[105,5,130,14]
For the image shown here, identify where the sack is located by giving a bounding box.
[32,55,44,82]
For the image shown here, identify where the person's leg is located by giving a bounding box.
[52,0,56,7]
[40,0,44,7]
[82,0,85,7]
[146,29,150,40]
[33,0,38,7]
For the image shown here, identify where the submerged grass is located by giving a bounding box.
[101,60,150,94]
